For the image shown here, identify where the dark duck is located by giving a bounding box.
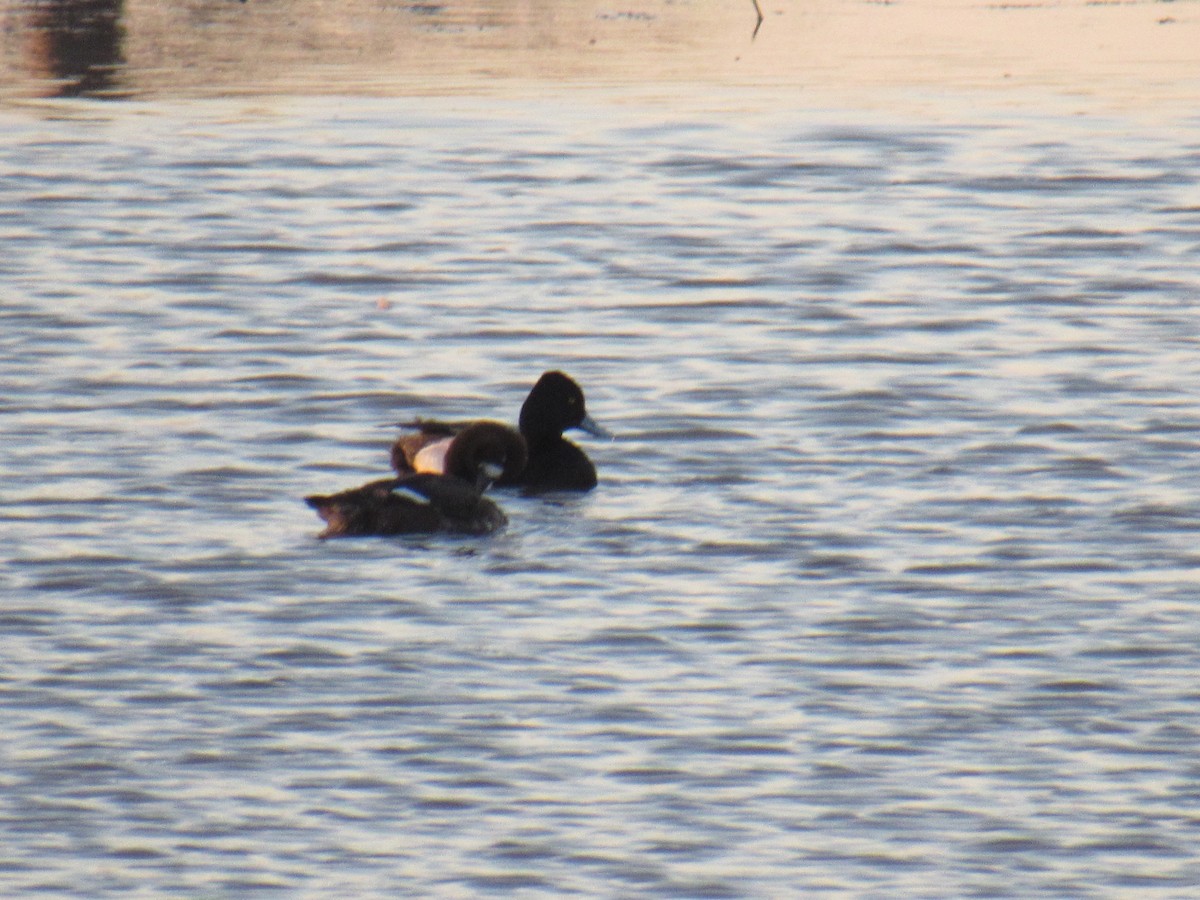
[306,422,525,538]
[391,371,609,492]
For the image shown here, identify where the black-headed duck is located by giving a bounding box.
[307,422,519,538]
[392,371,608,493]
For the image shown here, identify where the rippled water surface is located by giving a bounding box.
[3,95,1200,896]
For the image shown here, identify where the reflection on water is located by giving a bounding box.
[1,0,1198,108]
[17,0,125,98]
[2,0,762,100]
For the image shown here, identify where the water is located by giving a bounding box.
[3,93,1200,896]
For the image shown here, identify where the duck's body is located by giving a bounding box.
[305,475,506,538]
[307,422,520,539]
[391,371,607,493]
[516,434,598,492]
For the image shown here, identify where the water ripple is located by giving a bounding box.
[2,98,1199,897]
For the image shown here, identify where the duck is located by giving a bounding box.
[391,371,608,493]
[306,422,520,538]
[391,419,527,485]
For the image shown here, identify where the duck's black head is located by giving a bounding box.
[518,371,608,444]
[443,421,528,490]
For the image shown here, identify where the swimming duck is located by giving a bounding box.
[391,371,608,492]
[306,422,519,538]
[391,419,527,484]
